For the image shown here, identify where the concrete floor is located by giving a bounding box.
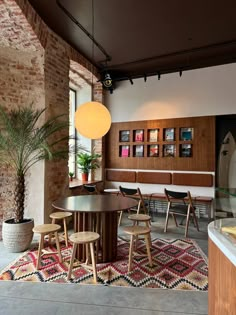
[0,214,209,315]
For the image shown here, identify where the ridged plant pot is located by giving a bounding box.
[81,173,89,182]
[2,218,34,252]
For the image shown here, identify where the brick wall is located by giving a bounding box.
[0,0,106,232]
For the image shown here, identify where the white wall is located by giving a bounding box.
[104,63,236,198]
[106,63,236,122]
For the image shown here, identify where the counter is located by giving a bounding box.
[208,218,236,315]
[208,218,236,266]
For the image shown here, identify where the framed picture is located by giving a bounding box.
[148,144,159,157]
[120,130,130,142]
[180,127,193,141]
[134,145,144,157]
[119,145,130,157]
[148,129,159,142]
[180,144,192,157]
[134,129,144,142]
[163,144,176,157]
[164,128,175,141]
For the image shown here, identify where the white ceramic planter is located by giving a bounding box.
[2,218,34,252]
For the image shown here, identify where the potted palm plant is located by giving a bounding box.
[0,105,70,252]
[76,152,101,182]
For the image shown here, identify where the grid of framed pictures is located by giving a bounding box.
[118,127,194,158]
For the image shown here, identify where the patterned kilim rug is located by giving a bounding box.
[0,238,208,290]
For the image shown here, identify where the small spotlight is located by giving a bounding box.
[179,70,182,77]
[144,75,147,82]
[129,78,133,85]
[158,72,161,80]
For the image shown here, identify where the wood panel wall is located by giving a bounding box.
[105,116,215,171]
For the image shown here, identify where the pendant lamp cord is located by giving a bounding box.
[91,0,94,99]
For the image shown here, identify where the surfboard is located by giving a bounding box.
[217,131,236,218]
[217,131,236,188]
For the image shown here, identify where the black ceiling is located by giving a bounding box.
[29,0,236,82]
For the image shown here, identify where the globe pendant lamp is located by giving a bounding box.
[75,101,111,139]
[74,0,111,139]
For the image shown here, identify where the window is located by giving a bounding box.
[69,88,91,179]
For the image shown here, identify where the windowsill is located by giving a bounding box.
[69,179,103,189]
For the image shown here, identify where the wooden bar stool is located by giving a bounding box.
[32,224,62,270]
[67,231,100,283]
[49,211,72,246]
[123,225,153,272]
[128,213,152,250]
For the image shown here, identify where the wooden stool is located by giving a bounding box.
[128,213,151,227]
[67,231,100,283]
[32,224,62,270]
[123,225,153,272]
[49,211,72,246]
[128,213,152,249]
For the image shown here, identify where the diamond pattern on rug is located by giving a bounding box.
[0,238,208,291]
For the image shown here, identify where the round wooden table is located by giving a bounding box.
[52,195,138,262]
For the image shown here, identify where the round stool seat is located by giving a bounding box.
[128,214,151,222]
[33,224,61,234]
[49,211,72,219]
[69,231,100,245]
[123,225,151,236]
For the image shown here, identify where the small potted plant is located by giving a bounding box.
[69,171,74,181]
[76,152,101,182]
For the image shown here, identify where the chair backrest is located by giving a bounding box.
[82,184,99,194]
[164,188,195,210]
[164,189,188,202]
[119,186,147,213]
[119,186,139,196]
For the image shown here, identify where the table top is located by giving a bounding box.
[52,195,138,213]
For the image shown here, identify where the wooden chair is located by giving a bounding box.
[118,186,148,225]
[49,211,72,247]
[123,225,153,272]
[81,184,99,195]
[67,231,100,283]
[32,224,62,270]
[164,188,200,237]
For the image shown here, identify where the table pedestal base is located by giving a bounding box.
[73,212,118,263]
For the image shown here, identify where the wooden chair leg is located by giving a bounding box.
[63,218,69,247]
[185,211,191,238]
[145,221,152,248]
[172,214,178,227]
[164,210,170,232]
[144,234,153,267]
[118,211,123,226]
[36,234,44,270]
[54,231,62,263]
[128,235,134,272]
[67,243,77,280]
[192,211,200,231]
[90,242,97,284]
[85,243,89,264]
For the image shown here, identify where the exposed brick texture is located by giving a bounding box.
[0,0,106,232]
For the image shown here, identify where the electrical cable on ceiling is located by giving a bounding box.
[56,0,111,64]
